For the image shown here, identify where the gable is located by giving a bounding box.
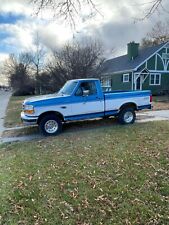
[137,42,169,72]
[101,42,169,75]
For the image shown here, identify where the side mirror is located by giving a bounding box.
[83,90,89,96]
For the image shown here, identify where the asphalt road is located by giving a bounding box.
[0,90,11,138]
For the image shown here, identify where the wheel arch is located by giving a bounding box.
[37,111,64,124]
[119,102,137,111]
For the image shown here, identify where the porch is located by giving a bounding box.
[134,70,150,90]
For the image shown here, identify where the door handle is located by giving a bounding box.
[61,106,67,109]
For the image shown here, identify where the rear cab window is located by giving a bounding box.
[75,81,97,96]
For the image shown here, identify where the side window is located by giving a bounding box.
[123,74,129,83]
[75,86,83,96]
[150,73,161,85]
[75,82,97,96]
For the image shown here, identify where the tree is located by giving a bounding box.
[31,33,46,94]
[30,0,99,27]
[141,0,163,19]
[35,72,53,94]
[31,0,168,24]
[47,40,103,91]
[141,21,169,48]
[3,53,35,95]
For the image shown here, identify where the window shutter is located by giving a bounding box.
[129,74,132,82]
[121,74,124,82]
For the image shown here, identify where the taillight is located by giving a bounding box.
[150,95,152,103]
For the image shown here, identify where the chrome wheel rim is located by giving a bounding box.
[44,120,58,134]
[124,111,133,123]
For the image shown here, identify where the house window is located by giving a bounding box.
[123,73,129,83]
[150,73,161,85]
[101,76,111,91]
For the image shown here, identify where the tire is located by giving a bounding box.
[118,108,136,125]
[39,114,62,136]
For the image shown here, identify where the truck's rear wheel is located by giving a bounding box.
[118,108,136,124]
[39,115,62,136]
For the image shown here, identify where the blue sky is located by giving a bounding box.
[0,13,24,24]
[0,13,26,53]
[0,0,168,85]
[0,0,168,65]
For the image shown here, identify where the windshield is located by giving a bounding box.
[58,81,78,95]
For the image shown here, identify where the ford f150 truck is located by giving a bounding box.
[21,78,152,135]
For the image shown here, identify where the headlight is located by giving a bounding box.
[23,105,35,114]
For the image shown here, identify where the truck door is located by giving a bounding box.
[72,81,104,118]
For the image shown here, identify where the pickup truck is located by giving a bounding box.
[21,78,152,135]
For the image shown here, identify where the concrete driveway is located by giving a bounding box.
[137,110,169,122]
[0,90,11,139]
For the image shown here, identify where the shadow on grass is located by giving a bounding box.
[3,117,119,138]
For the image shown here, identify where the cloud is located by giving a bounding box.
[0,22,35,53]
[0,53,9,62]
[0,0,31,15]
[0,0,168,62]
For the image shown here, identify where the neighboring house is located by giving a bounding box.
[100,41,169,95]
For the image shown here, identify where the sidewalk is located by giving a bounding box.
[137,110,169,122]
[0,90,11,139]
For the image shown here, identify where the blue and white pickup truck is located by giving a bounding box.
[21,78,152,135]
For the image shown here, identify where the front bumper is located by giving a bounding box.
[21,112,38,125]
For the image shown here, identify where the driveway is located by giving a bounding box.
[0,90,11,139]
[137,110,169,122]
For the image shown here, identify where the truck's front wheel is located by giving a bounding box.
[118,108,136,124]
[39,115,62,136]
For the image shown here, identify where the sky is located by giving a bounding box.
[0,0,168,84]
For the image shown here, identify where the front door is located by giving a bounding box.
[135,71,149,90]
[136,76,141,90]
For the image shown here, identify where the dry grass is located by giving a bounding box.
[0,122,169,225]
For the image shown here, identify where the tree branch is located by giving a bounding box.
[30,0,99,28]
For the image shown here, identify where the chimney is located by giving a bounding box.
[127,42,139,60]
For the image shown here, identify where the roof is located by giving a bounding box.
[70,78,99,82]
[101,42,168,75]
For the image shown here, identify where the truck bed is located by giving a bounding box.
[104,90,151,116]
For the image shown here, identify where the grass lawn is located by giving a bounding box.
[0,121,169,224]
[4,96,26,128]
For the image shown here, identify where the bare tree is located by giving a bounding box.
[141,21,169,48]
[31,33,46,93]
[47,40,103,90]
[135,0,169,21]
[31,0,169,23]
[3,54,17,77]
[142,0,163,19]
[30,0,99,27]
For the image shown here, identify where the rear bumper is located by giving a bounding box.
[137,104,152,110]
[21,112,38,125]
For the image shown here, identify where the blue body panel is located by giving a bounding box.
[104,90,151,100]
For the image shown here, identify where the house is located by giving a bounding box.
[100,41,169,95]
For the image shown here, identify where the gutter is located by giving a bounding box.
[102,69,133,76]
